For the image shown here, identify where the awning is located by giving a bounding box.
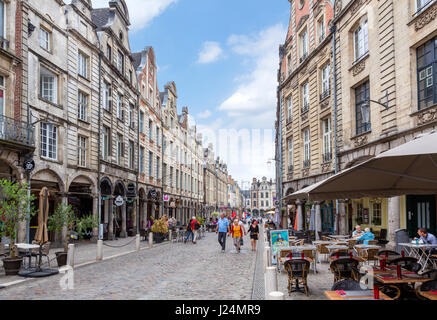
[284,131,437,201]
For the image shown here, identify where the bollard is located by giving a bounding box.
[269,291,284,300]
[265,266,278,299]
[266,246,272,267]
[148,232,153,248]
[67,243,75,268]
[96,240,103,261]
[136,234,140,251]
[169,230,172,242]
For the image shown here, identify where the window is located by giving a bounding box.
[321,64,330,97]
[266,192,269,198]
[0,76,4,115]
[102,126,109,160]
[176,146,179,162]
[415,0,435,14]
[253,193,256,198]
[162,163,167,185]
[287,54,292,75]
[40,27,50,51]
[40,67,57,103]
[317,17,325,43]
[129,104,134,128]
[372,202,382,225]
[170,117,174,129]
[103,81,111,111]
[417,37,437,110]
[149,120,153,140]
[78,136,87,167]
[117,50,124,74]
[253,201,256,207]
[170,167,173,187]
[0,1,4,38]
[139,111,144,133]
[303,128,310,168]
[78,91,88,121]
[129,70,133,84]
[287,96,293,122]
[300,28,308,60]
[355,81,371,135]
[356,201,364,223]
[260,192,264,198]
[40,123,57,160]
[117,93,123,119]
[149,151,153,176]
[78,51,88,78]
[107,45,111,61]
[261,201,264,207]
[139,147,144,173]
[176,169,179,188]
[353,19,368,61]
[116,134,123,165]
[156,127,160,146]
[302,82,309,111]
[287,137,293,172]
[322,118,332,162]
[266,201,269,207]
[128,140,134,169]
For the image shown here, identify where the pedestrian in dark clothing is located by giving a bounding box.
[248,220,259,252]
[184,219,194,243]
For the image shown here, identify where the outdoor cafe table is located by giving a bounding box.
[328,235,349,240]
[328,255,365,263]
[373,272,432,285]
[324,290,393,300]
[5,243,40,268]
[326,245,349,254]
[280,245,317,273]
[398,243,437,273]
[375,254,401,262]
[418,291,437,300]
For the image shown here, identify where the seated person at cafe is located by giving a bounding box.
[352,225,364,238]
[414,228,437,254]
[356,228,375,245]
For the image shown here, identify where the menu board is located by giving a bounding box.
[270,229,289,265]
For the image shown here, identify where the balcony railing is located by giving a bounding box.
[320,88,330,100]
[323,152,332,163]
[301,104,309,113]
[0,115,35,148]
[303,160,311,169]
[0,37,9,50]
[300,53,308,63]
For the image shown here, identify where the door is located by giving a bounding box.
[406,195,436,238]
[321,201,334,233]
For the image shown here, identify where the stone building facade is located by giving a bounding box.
[249,177,276,216]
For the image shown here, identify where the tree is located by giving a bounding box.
[0,179,36,259]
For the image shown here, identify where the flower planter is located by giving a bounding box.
[55,252,68,267]
[3,257,23,276]
[153,232,166,243]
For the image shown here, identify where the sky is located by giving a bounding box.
[92,0,290,189]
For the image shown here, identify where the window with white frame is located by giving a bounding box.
[139,111,144,133]
[78,91,88,121]
[102,126,109,160]
[322,118,332,162]
[0,76,4,116]
[40,67,57,103]
[116,134,123,165]
[300,28,308,59]
[287,54,292,75]
[78,136,87,167]
[78,51,88,78]
[149,120,153,139]
[0,1,4,39]
[156,127,160,146]
[139,146,144,173]
[40,123,57,160]
[117,93,123,119]
[117,50,124,74]
[415,0,435,14]
[317,16,325,43]
[148,151,153,177]
[321,64,330,96]
[129,104,134,128]
[156,156,160,179]
[417,37,437,110]
[353,19,368,61]
[103,81,110,111]
[106,45,111,61]
[303,128,310,167]
[372,202,382,225]
[287,96,293,122]
[302,82,309,111]
[128,140,134,169]
[40,27,50,51]
[287,137,293,171]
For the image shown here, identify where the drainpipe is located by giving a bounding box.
[331,18,339,234]
[136,86,140,234]
[97,50,103,240]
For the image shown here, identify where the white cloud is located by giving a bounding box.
[92,0,178,31]
[197,41,223,64]
[197,109,212,119]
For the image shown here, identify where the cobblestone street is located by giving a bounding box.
[0,231,258,300]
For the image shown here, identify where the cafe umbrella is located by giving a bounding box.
[18,187,58,278]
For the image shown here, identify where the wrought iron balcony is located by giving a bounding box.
[303,160,311,169]
[323,152,332,163]
[0,115,35,149]
[320,88,330,100]
[301,104,309,113]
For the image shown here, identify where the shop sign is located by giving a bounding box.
[163,194,169,202]
[126,182,136,197]
[115,195,124,207]
[150,189,157,199]
[23,159,35,173]
[101,196,110,201]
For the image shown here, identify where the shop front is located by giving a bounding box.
[406,195,437,238]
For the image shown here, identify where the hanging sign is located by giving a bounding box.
[163,194,169,202]
[23,159,35,173]
[115,195,124,207]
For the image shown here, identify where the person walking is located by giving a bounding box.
[191,216,201,244]
[184,218,194,243]
[248,219,260,252]
[229,218,246,253]
[216,213,230,252]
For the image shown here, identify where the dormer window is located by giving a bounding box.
[119,31,123,40]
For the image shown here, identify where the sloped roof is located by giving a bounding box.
[91,8,111,29]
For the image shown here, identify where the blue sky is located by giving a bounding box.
[92,0,290,187]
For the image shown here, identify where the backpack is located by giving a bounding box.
[194,221,201,230]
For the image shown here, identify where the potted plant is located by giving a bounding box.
[48,203,98,267]
[0,179,36,275]
[150,217,168,243]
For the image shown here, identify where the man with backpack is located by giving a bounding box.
[191,216,201,244]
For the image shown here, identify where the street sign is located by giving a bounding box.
[115,195,124,207]
[23,159,35,173]
[150,189,157,199]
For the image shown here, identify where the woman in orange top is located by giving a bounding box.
[229,218,246,253]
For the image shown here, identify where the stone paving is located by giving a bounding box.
[0,229,258,300]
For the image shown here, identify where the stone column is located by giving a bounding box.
[338,200,346,235]
[61,196,68,244]
[104,199,109,223]
[108,199,114,240]
[296,200,303,231]
[315,201,322,240]
[132,199,137,234]
[387,196,400,250]
[120,201,127,238]
[92,195,98,241]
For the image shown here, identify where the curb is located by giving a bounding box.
[0,240,172,290]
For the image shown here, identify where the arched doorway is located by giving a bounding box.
[100,177,113,240]
[113,181,126,238]
[139,188,146,230]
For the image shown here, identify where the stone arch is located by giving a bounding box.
[139,187,146,200]
[68,173,96,194]
[113,180,126,196]
[31,168,65,193]
[0,157,22,182]
[100,177,113,196]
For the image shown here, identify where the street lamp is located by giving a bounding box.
[359,90,389,125]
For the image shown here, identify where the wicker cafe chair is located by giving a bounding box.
[330,258,360,283]
[284,259,311,296]
[30,241,51,267]
[278,249,292,273]
[347,239,357,249]
[317,243,330,263]
[360,248,379,265]
[331,279,366,291]
[416,280,437,300]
